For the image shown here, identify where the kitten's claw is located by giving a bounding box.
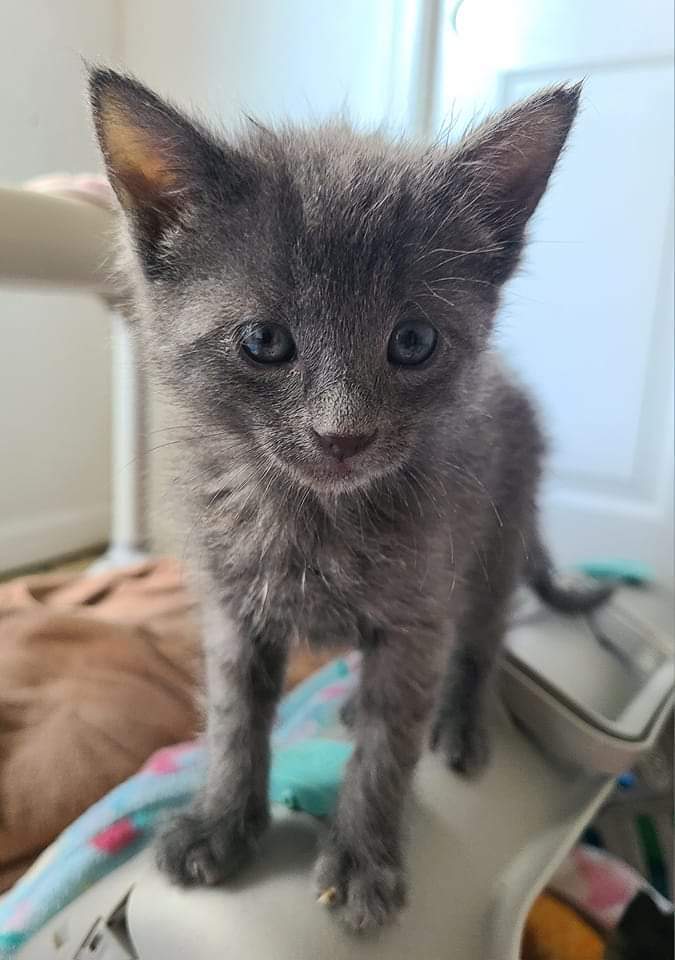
[317,885,338,906]
[314,841,406,931]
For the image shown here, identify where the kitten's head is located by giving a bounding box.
[90,70,579,495]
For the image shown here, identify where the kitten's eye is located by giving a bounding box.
[240,323,296,364]
[387,319,438,367]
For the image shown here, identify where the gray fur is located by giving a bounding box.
[90,70,605,931]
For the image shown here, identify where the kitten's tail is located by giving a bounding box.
[525,528,614,614]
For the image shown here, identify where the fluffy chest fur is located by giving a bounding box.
[191,456,459,648]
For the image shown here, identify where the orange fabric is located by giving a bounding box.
[521,893,606,960]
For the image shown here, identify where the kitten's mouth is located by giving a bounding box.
[322,461,352,479]
[302,459,357,485]
[295,456,374,494]
[264,435,396,495]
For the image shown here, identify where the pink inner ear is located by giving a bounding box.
[456,86,580,220]
[99,101,179,207]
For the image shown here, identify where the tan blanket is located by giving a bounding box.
[0,558,343,892]
[0,559,202,891]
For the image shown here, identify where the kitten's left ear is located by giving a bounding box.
[451,83,581,280]
[89,68,253,268]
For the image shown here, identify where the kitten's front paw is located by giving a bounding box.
[430,714,491,778]
[156,809,265,887]
[314,840,406,932]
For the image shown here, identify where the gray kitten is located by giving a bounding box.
[90,70,611,931]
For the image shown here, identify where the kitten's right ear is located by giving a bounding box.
[89,68,251,258]
[446,84,581,282]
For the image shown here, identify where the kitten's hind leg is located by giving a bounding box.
[431,522,524,777]
[156,594,287,887]
[339,691,358,727]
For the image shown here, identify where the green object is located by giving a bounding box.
[269,739,353,818]
[576,559,654,586]
[636,813,668,898]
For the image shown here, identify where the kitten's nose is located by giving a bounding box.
[312,430,376,462]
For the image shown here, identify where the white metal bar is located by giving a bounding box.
[90,307,149,571]
[0,184,150,571]
[0,186,117,297]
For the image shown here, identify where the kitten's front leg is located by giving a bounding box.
[157,596,286,886]
[315,623,444,931]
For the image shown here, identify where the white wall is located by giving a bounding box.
[0,1,120,570]
[121,0,419,127]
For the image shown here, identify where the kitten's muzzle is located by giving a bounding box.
[311,429,377,462]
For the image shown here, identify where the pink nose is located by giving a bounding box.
[312,430,376,462]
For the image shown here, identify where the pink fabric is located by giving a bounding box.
[144,742,197,775]
[550,844,672,930]
[22,173,115,209]
[91,818,140,855]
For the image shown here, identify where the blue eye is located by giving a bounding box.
[240,323,296,364]
[388,319,438,367]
